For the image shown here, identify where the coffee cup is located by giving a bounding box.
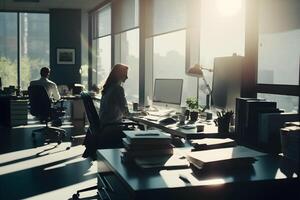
[133,102,139,111]
[206,112,213,120]
[179,114,186,125]
[196,125,204,132]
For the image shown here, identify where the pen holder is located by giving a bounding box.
[216,117,230,134]
[133,102,139,111]
[179,114,186,125]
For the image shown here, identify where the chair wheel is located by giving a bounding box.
[72,193,79,200]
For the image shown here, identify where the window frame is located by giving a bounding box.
[244,0,300,113]
[88,0,300,112]
[0,10,49,91]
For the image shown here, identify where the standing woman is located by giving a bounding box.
[97,64,130,148]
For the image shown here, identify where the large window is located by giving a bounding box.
[199,0,245,67]
[92,4,112,89]
[256,0,300,112]
[89,0,299,111]
[198,0,245,106]
[0,12,49,90]
[115,29,139,103]
[153,30,197,106]
[113,0,139,102]
[144,0,195,106]
[92,0,140,101]
[20,13,49,90]
[95,36,111,86]
[258,0,299,85]
[0,12,18,88]
[258,93,298,113]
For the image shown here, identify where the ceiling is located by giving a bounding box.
[0,0,104,12]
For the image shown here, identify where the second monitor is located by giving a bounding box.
[153,78,183,106]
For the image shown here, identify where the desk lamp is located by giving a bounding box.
[187,64,212,111]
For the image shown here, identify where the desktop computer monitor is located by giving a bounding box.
[153,79,183,107]
[211,56,243,111]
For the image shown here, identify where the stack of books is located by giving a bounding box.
[281,122,300,163]
[120,130,173,162]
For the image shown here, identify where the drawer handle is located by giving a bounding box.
[99,173,114,193]
[98,187,111,200]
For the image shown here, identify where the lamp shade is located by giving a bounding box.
[187,64,203,78]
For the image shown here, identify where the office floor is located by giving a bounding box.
[0,117,99,200]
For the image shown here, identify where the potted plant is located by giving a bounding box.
[186,97,199,122]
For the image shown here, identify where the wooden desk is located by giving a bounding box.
[97,147,299,200]
[61,95,99,121]
[61,95,101,101]
[131,116,222,139]
[0,96,28,127]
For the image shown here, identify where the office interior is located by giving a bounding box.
[0,0,299,199]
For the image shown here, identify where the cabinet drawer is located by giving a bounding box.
[97,172,132,200]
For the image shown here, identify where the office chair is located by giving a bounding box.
[80,91,142,158]
[72,92,141,199]
[28,85,66,144]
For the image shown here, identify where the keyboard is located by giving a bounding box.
[147,109,174,117]
[144,115,161,121]
[159,117,177,125]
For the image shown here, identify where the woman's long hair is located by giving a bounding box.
[102,64,128,95]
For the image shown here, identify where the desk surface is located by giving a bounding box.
[131,116,222,139]
[97,147,299,199]
[0,95,28,100]
[61,95,101,101]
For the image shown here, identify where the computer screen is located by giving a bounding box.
[153,79,183,105]
[211,56,243,110]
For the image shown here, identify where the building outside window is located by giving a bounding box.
[115,29,139,103]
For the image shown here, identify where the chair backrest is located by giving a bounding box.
[28,85,51,119]
[80,92,101,134]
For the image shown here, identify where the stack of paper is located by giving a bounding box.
[121,130,173,162]
[190,138,236,151]
[186,146,265,170]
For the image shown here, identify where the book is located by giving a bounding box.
[258,112,299,152]
[122,138,173,150]
[235,98,262,142]
[285,121,300,127]
[235,98,279,145]
[280,126,300,163]
[190,138,236,151]
[123,130,172,144]
[134,155,189,169]
[186,146,266,170]
[120,148,174,159]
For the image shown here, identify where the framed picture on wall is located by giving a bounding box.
[57,48,75,64]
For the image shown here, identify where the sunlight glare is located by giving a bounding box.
[25,179,96,200]
[0,144,57,164]
[43,156,84,171]
[216,0,242,16]
[0,145,83,176]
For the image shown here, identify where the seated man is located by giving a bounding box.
[30,67,62,126]
[30,67,61,102]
